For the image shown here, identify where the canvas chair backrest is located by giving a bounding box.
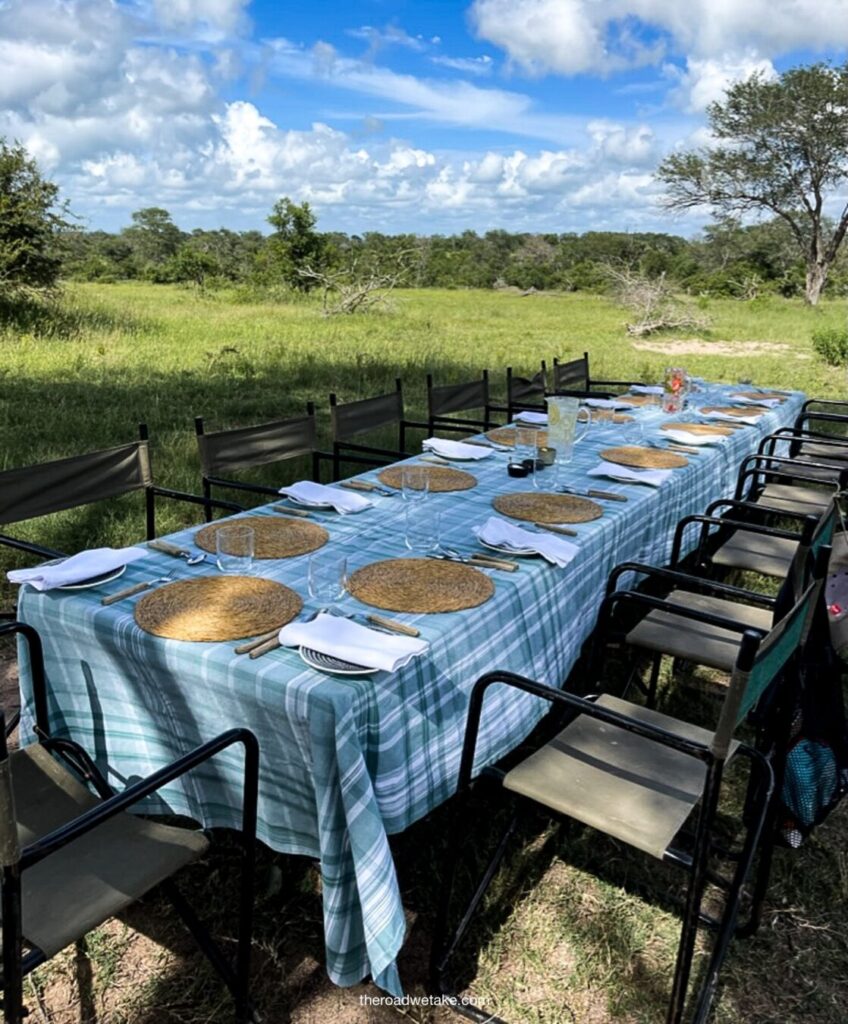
[428,373,489,419]
[507,365,547,405]
[552,355,589,392]
[713,575,822,758]
[0,442,151,527]
[196,409,316,477]
[331,382,404,441]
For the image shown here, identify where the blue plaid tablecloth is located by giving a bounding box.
[17,383,804,994]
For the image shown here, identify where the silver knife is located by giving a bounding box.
[558,485,628,502]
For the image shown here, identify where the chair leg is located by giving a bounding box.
[430,800,519,998]
[2,866,24,1024]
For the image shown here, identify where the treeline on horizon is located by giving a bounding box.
[59,204,848,300]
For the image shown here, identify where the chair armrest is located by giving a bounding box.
[704,497,813,525]
[670,513,805,567]
[456,671,716,792]
[739,452,848,480]
[600,588,771,635]
[401,418,430,431]
[21,728,259,870]
[605,561,776,607]
[0,534,67,560]
[151,486,243,515]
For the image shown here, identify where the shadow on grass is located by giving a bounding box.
[0,291,153,340]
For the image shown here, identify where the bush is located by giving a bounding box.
[812,326,848,366]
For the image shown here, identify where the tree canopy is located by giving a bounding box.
[0,137,69,296]
[657,61,848,305]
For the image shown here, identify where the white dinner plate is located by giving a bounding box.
[298,646,375,676]
[285,495,335,510]
[54,563,127,590]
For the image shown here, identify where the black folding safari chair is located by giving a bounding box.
[194,404,325,521]
[548,352,644,398]
[758,399,848,469]
[0,425,239,562]
[727,451,848,520]
[328,379,427,479]
[0,621,259,1024]
[425,370,501,436]
[431,573,823,1024]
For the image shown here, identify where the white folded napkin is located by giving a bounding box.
[729,395,781,408]
[472,516,578,568]
[583,397,632,410]
[279,481,372,513]
[422,437,492,461]
[701,411,761,426]
[629,385,663,395]
[279,612,429,672]
[588,461,672,487]
[7,546,147,591]
[514,411,548,425]
[662,429,726,446]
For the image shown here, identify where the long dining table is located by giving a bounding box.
[16,381,805,995]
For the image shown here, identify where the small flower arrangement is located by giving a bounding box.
[663,366,686,412]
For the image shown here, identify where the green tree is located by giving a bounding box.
[264,198,327,290]
[0,138,69,295]
[122,207,183,267]
[657,61,848,305]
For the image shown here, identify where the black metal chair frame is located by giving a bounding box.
[733,452,848,508]
[430,634,775,1024]
[425,370,501,437]
[328,378,427,480]
[548,352,643,398]
[0,425,240,562]
[0,621,260,1024]
[493,363,548,420]
[194,404,328,522]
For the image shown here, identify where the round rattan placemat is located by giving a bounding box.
[701,405,765,417]
[134,575,302,642]
[661,422,734,436]
[377,465,478,492]
[195,516,328,559]
[600,445,688,469]
[486,427,550,447]
[493,492,603,524]
[618,395,655,407]
[731,391,786,402]
[586,409,634,423]
[348,558,494,613]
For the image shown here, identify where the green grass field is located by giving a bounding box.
[2,283,847,1023]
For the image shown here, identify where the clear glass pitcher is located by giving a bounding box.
[546,396,591,468]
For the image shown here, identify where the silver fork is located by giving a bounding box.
[101,568,178,606]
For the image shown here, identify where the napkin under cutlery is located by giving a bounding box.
[422,437,493,460]
[662,429,726,446]
[473,516,578,568]
[513,411,548,426]
[7,546,147,591]
[278,613,429,672]
[701,411,761,426]
[588,462,673,487]
[279,480,372,513]
[583,397,633,410]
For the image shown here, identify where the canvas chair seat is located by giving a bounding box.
[755,482,833,516]
[795,441,848,462]
[711,530,799,578]
[625,591,772,671]
[10,744,208,958]
[504,695,739,860]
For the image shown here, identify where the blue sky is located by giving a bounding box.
[1,1,846,236]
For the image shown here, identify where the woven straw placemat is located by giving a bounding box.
[348,558,494,613]
[195,516,328,559]
[486,427,550,447]
[701,405,765,417]
[732,391,786,402]
[493,492,603,524]
[601,445,688,469]
[618,395,655,407]
[587,409,634,423]
[377,465,477,492]
[661,421,734,436]
[135,575,302,642]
